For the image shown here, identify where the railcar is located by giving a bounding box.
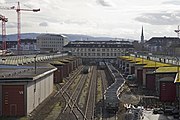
[82,66,90,74]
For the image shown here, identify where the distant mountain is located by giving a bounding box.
[0,33,134,41]
[0,33,40,41]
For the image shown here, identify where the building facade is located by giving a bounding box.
[63,41,134,60]
[144,37,180,55]
[37,34,69,53]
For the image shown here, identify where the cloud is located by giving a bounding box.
[0,0,5,4]
[39,22,48,27]
[162,0,180,5]
[96,0,113,7]
[63,19,87,25]
[6,22,16,28]
[135,11,180,25]
[6,22,32,28]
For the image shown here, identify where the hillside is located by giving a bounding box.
[0,33,134,41]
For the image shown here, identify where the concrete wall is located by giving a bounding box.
[27,73,54,115]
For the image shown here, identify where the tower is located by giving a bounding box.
[141,26,144,43]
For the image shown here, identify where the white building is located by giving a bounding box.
[37,34,69,53]
[64,40,134,59]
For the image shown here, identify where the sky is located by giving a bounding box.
[1,0,180,40]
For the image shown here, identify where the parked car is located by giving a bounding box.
[163,106,175,115]
[153,108,164,114]
[126,75,134,81]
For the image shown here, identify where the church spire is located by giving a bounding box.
[141,26,144,43]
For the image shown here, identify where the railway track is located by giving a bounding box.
[55,66,83,96]
[31,66,83,120]
[84,66,97,120]
[56,84,87,120]
[61,73,89,119]
[55,66,88,120]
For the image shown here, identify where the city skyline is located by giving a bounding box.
[1,0,180,40]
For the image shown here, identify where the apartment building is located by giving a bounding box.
[64,41,134,59]
[37,34,69,53]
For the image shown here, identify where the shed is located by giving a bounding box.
[0,64,57,116]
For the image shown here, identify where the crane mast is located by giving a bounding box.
[0,15,8,50]
[17,1,21,54]
[0,1,40,54]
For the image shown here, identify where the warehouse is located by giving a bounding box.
[0,64,57,116]
[118,56,178,102]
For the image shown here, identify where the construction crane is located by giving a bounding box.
[0,14,8,50]
[0,1,40,54]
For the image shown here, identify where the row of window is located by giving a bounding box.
[74,52,121,57]
[69,48,127,52]
[40,45,63,47]
[38,41,64,44]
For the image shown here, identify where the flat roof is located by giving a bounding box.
[156,67,179,73]
[119,56,142,63]
[59,59,70,63]
[143,62,171,68]
[50,61,64,65]
[119,56,171,68]
[0,63,57,82]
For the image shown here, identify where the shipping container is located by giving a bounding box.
[53,65,64,83]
